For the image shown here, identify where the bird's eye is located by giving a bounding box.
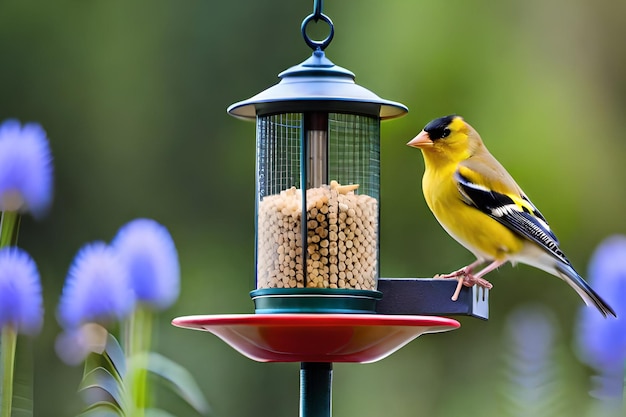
[441,128,451,138]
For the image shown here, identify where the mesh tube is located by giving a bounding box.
[256,113,380,290]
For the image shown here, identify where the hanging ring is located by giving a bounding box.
[301,13,334,51]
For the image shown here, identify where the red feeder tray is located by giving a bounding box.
[172,314,460,363]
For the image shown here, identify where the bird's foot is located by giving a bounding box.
[460,274,492,289]
[450,273,493,301]
[433,260,494,300]
[434,265,473,280]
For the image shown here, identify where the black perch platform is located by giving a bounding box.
[377,278,489,319]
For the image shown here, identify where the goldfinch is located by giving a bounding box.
[407,115,615,317]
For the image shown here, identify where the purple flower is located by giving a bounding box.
[0,119,53,217]
[111,218,180,310]
[575,235,626,399]
[0,247,43,335]
[58,242,135,329]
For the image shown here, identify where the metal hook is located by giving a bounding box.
[312,0,323,21]
[301,0,334,51]
[301,13,334,51]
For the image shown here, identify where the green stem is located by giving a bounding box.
[0,213,22,417]
[125,306,153,417]
[0,211,21,247]
[1,327,17,417]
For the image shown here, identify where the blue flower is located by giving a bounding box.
[111,218,180,310]
[0,247,43,335]
[58,242,135,329]
[575,235,626,399]
[0,119,53,217]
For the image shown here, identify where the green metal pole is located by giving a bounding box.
[300,362,332,417]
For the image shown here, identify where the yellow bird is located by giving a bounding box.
[407,115,615,317]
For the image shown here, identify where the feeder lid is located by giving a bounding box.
[227,50,408,120]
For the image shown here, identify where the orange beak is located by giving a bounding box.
[407,130,433,148]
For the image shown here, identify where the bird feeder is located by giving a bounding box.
[173,2,488,416]
[227,8,407,314]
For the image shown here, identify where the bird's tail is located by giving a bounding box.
[555,263,616,317]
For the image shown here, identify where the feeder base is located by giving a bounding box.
[171,313,459,363]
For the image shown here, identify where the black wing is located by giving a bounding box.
[454,170,569,265]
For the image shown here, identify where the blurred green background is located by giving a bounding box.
[1,0,625,415]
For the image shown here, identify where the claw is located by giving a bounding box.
[435,266,469,280]
[434,259,484,280]
[433,259,500,301]
[451,274,493,301]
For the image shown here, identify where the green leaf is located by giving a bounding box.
[78,334,131,417]
[79,367,126,410]
[1,326,18,417]
[11,336,33,417]
[103,334,127,380]
[129,353,210,415]
[0,211,21,247]
[77,401,123,417]
[83,334,126,386]
[83,354,122,389]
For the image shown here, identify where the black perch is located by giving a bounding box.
[377,278,489,319]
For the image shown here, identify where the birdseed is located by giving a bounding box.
[257,181,377,290]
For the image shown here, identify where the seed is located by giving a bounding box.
[257,183,378,290]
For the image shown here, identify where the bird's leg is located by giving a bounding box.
[450,259,504,301]
[435,259,484,279]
